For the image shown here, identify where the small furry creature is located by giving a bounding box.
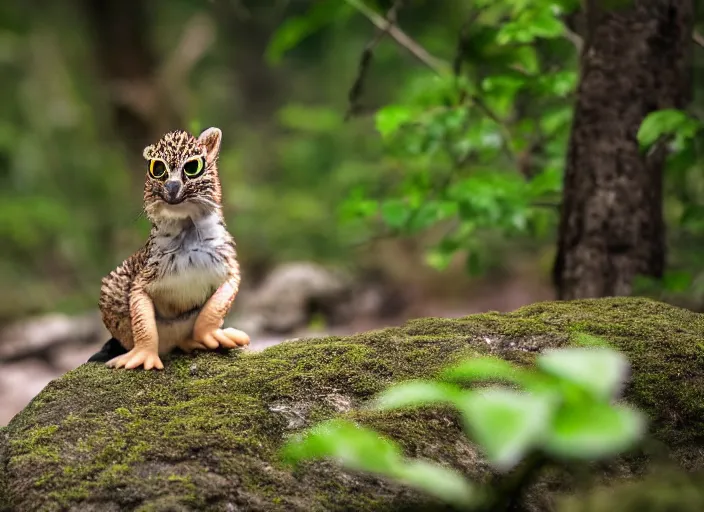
[95,127,249,370]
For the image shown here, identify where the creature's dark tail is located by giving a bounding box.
[87,338,128,363]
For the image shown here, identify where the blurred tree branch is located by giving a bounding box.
[343,0,450,75]
[158,14,216,121]
[345,2,516,162]
[111,14,216,133]
[345,0,404,119]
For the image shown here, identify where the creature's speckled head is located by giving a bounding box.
[142,127,223,222]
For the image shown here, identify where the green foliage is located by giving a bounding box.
[537,347,628,400]
[634,109,704,302]
[456,388,553,470]
[637,109,702,150]
[282,343,646,509]
[281,419,476,508]
[330,0,578,275]
[265,1,353,64]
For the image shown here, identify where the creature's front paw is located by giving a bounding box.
[194,327,250,350]
[106,348,164,370]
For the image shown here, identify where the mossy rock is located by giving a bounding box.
[559,467,704,512]
[1,297,704,511]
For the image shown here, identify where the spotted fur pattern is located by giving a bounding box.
[99,128,240,354]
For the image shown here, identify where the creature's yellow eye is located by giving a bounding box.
[149,160,168,180]
[183,157,205,178]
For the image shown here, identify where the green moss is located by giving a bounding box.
[1,297,703,511]
[559,467,704,512]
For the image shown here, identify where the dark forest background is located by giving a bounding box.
[1,0,703,327]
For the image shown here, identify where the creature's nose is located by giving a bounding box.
[164,180,182,203]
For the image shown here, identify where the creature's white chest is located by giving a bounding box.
[146,214,230,316]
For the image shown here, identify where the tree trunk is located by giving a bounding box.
[80,0,179,158]
[553,0,693,300]
[212,2,283,125]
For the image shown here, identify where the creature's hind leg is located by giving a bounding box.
[98,267,135,351]
[87,338,127,363]
[90,275,134,363]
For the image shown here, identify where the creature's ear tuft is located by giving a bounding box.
[142,145,153,160]
[198,127,222,165]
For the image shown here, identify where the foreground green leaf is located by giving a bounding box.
[441,356,534,386]
[372,381,464,411]
[395,459,477,508]
[545,402,646,459]
[459,388,554,470]
[282,419,477,508]
[537,347,629,400]
[281,419,400,473]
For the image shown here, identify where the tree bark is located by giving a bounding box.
[553,0,693,300]
[80,0,179,158]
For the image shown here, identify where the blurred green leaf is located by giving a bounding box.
[375,105,417,140]
[637,109,701,149]
[481,75,525,116]
[528,9,565,39]
[512,46,540,74]
[545,403,646,459]
[537,348,629,400]
[426,233,464,271]
[496,7,565,44]
[441,356,534,386]
[281,419,400,473]
[662,270,692,293]
[380,199,410,229]
[407,200,458,233]
[395,459,477,507]
[458,388,554,470]
[281,419,476,507]
[535,70,577,97]
[527,166,563,196]
[373,381,463,411]
[425,248,454,271]
[539,106,573,137]
[265,1,352,64]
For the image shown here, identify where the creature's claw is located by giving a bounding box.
[196,327,250,350]
[106,348,164,370]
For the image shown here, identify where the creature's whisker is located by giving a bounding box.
[193,197,221,209]
[133,208,147,223]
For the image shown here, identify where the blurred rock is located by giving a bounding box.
[0,311,108,363]
[231,262,408,337]
[0,360,57,425]
[50,343,104,373]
